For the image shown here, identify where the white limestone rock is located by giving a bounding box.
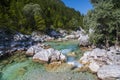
[33,48,66,63]
[97,65,120,80]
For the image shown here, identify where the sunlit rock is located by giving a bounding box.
[97,65,120,80]
[107,50,120,65]
[33,48,66,63]
[80,48,120,74]
[26,44,43,56]
[78,34,89,46]
[88,60,100,73]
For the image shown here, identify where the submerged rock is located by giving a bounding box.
[67,52,76,57]
[97,65,120,80]
[60,49,72,55]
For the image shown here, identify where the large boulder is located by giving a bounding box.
[31,32,44,42]
[59,29,67,37]
[107,50,120,65]
[65,35,75,39]
[26,44,44,56]
[97,65,120,80]
[80,48,120,73]
[80,48,107,65]
[33,48,66,63]
[78,34,89,46]
[88,60,100,73]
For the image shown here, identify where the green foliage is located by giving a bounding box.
[84,0,120,47]
[34,15,46,31]
[0,0,83,34]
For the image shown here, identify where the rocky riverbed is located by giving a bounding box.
[0,29,120,80]
[0,40,98,80]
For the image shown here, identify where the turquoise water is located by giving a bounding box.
[45,40,82,64]
[1,59,45,80]
[45,40,79,50]
[0,40,98,80]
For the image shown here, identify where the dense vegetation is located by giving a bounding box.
[84,0,120,47]
[0,0,83,34]
[0,0,120,47]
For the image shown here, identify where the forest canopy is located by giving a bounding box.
[0,0,83,34]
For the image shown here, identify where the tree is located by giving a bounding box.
[84,0,120,47]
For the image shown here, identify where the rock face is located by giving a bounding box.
[80,48,120,72]
[97,65,120,80]
[33,48,66,63]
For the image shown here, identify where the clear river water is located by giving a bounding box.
[0,40,98,80]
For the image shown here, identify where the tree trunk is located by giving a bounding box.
[115,23,119,48]
[105,32,109,49]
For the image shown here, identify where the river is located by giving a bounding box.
[0,40,98,80]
